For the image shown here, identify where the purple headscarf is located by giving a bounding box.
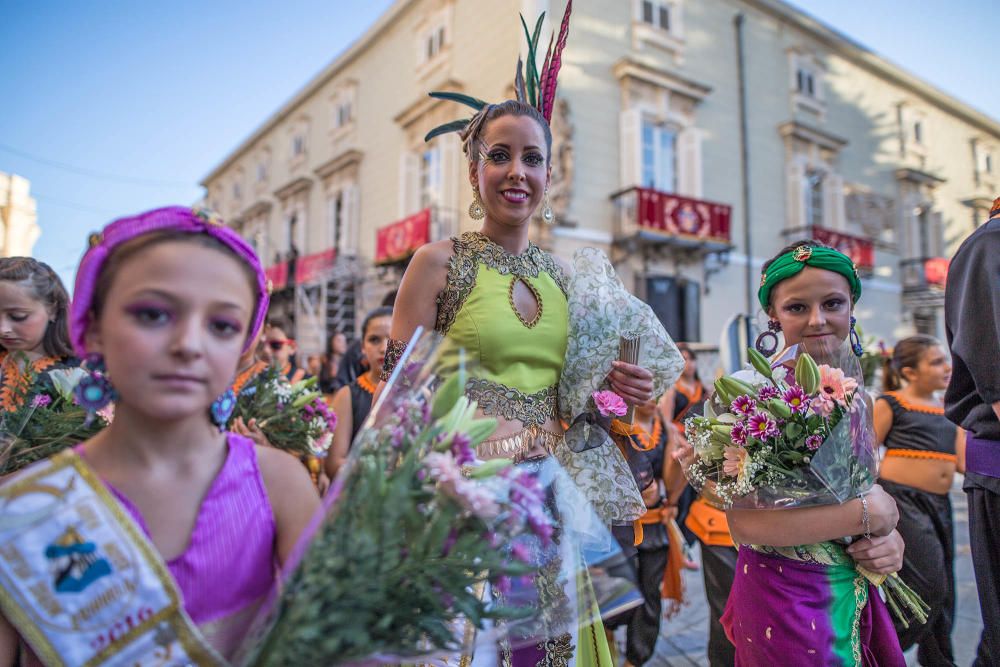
[70,205,269,357]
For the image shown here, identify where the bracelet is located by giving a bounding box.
[379,337,408,382]
[858,493,872,541]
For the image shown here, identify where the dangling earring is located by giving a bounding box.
[754,320,782,357]
[469,187,486,220]
[541,189,554,225]
[74,354,118,415]
[210,388,237,431]
[850,316,864,358]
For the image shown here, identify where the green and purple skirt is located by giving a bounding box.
[721,545,905,666]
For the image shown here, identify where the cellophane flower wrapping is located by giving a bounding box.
[682,336,929,626]
[555,248,684,524]
[227,368,336,457]
[235,329,637,665]
[0,365,107,475]
[682,337,876,509]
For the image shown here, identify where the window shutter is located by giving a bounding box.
[399,152,419,217]
[823,173,845,230]
[929,211,944,257]
[786,161,805,230]
[440,134,460,215]
[619,109,643,189]
[677,126,702,198]
[345,184,359,255]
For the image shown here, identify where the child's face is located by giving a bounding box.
[361,316,392,376]
[265,326,294,367]
[0,280,51,356]
[906,344,952,391]
[88,240,255,422]
[768,266,852,353]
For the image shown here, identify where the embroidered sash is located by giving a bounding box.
[0,450,226,666]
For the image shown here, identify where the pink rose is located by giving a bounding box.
[593,390,627,417]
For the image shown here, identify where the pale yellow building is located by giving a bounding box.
[0,172,40,258]
[201,0,999,359]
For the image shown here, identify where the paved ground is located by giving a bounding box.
[634,476,985,666]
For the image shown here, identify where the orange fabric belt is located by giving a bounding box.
[684,498,735,548]
[631,507,684,616]
[884,449,957,463]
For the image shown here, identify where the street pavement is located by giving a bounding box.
[636,476,985,666]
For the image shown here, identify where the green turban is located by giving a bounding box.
[757,245,862,309]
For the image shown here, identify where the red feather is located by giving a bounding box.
[542,0,572,123]
[537,33,554,116]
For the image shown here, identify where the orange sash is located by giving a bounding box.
[684,497,734,547]
[884,449,957,463]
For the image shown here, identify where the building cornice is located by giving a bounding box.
[895,167,945,187]
[744,0,1000,138]
[241,199,273,220]
[314,150,364,180]
[394,79,467,129]
[612,57,712,102]
[778,120,847,151]
[200,0,418,186]
[273,176,314,200]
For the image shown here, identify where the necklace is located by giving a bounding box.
[1,352,58,412]
[357,374,377,394]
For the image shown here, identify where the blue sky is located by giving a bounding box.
[0,0,996,289]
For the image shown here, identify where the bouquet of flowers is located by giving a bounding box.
[0,364,108,475]
[227,367,336,458]
[683,339,928,626]
[235,331,568,665]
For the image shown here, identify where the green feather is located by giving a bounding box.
[423,119,470,143]
[520,13,546,107]
[427,91,487,111]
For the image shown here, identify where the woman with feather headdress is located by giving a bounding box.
[380,3,688,664]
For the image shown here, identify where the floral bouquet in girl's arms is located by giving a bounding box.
[226,367,336,458]
[0,361,108,475]
[682,338,929,626]
[235,330,609,665]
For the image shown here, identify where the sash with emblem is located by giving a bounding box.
[0,449,226,666]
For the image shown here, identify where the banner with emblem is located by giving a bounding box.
[0,450,225,667]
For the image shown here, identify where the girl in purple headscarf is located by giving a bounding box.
[0,207,319,664]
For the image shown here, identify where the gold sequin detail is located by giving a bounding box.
[465,377,558,426]
[435,231,568,335]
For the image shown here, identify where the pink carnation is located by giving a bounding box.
[593,390,627,417]
[817,365,859,404]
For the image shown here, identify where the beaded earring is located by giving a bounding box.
[754,320,782,357]
[850,316,864,358]
[469,187,486,220]
[210,388,237,431]
[74,354,118,415]
[541,190,554,224]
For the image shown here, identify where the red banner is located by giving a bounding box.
[264,261,288,291]
[924,257,949,288]
[811,226,875,272]
[295,247,337,284]
[634,187,731,243]
[375,208,431,265]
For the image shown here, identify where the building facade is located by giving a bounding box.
[0,172,40,258]
[201,0,999,359]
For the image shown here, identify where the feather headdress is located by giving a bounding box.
[423,0,573,143]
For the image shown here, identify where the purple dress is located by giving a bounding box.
[79,434,277,660]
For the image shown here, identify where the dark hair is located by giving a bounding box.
[92,231,260,325]
[460,99,553,165]
[882,334,941,392]
[0,257,73,358]
[676,342,701,383]
[361,306,393,338]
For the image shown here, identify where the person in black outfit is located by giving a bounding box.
[323,307,392,479]
[875,335,963,666]
[943,197,1000,667]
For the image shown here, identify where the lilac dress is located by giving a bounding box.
[78,434,277,660]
